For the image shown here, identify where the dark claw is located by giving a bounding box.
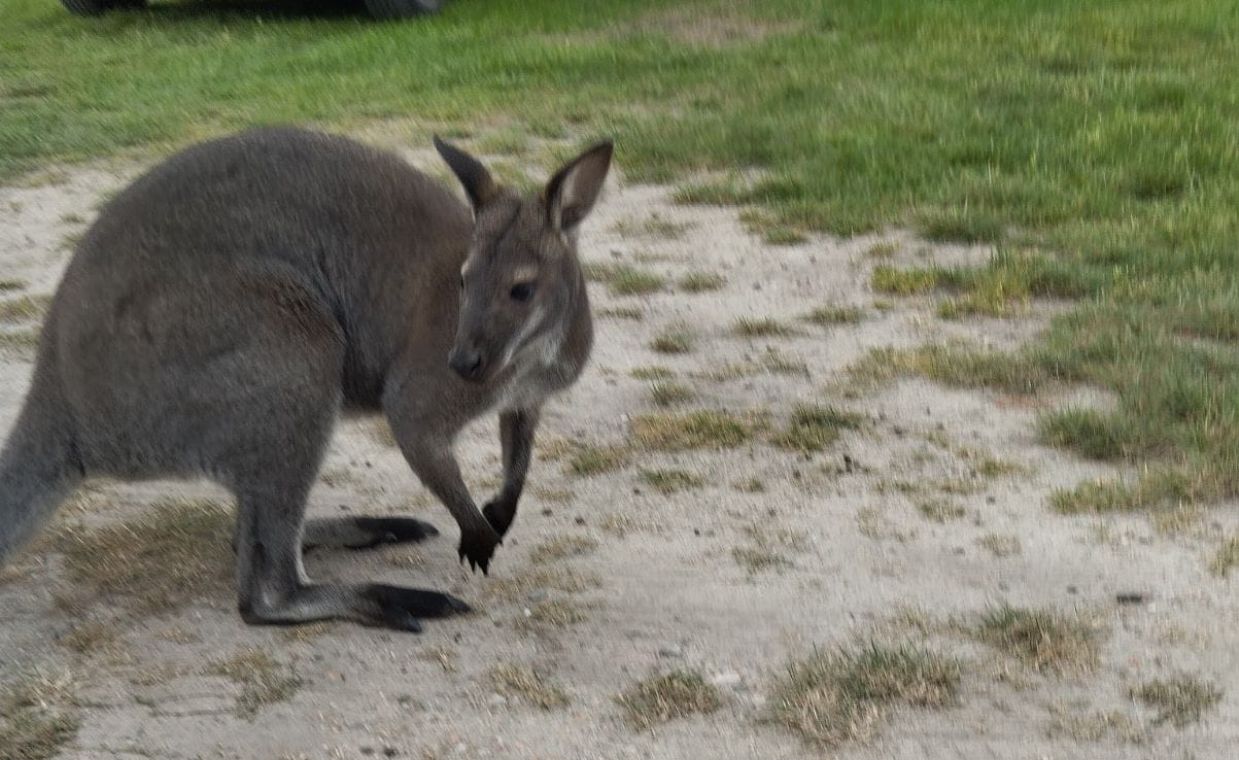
[458,526,499,576]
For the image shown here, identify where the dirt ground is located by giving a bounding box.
[1,141,1236,759]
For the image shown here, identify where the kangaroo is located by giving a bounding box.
[0,127,612,633]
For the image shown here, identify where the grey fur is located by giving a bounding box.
[0,127,611,632]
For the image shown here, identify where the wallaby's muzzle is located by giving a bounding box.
[448,344,486,382]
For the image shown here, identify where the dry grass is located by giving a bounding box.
[971,604,1100,674]
[516,599,589,632]
[631,365,675,380]
[773,405,863,453]
[0,668,80,760]
[0,328,40,357]
[1046,704,1147,744]
[976,533,1022,558]
[586,262,666,296]
[917,498,966,523]
[632,410,760,450]
[1208,535,1239,577]
[483,566,602,604]
[489,665,569,711]
[768,643,961,748]
[613,213,692,240]
[804,304,864,326]
[206,648,302,720]
[733,317,794,338]
[732,524,808,574]
[566,444,630,477]
[650,324,695,354]
[649,379,695,407]
[58,620,121,656]
[56,498,233,616]
[639,468,704,494]
[678,271,726,293]
[529,535,599,565]
[597,305,645,320]
[616,670,722,730]
[0,295,50,324]
[1130,676,1222,727]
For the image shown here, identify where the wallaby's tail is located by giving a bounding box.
[0,369,82,565]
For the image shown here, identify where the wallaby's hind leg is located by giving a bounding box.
[234,487,469,632]
[302,516,439,552]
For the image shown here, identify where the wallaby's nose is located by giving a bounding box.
[449,346,486,382]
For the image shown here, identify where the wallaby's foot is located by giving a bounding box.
[458,522,502,575]
[240,582,471,633]
[302,516,439,552]
[360,584,472,632]
[482,497,517,539]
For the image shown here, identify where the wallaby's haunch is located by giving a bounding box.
[0,127,612,633]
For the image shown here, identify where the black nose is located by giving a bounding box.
[449,347,485,381]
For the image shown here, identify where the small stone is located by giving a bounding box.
[527,589,549,603]
[488,694,508,707]
[658,645,683,659]
[1116,591,1148,605]
[361,748,375,757]
[574,517,586,526]
[1066,585,1078,595]
[383,749,400,758]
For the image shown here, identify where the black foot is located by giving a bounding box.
[362,584,472,633]
[303,516,439,552]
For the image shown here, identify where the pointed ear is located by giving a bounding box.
[544,140,613,232]
[434,136,498,210]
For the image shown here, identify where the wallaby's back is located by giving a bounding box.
[1,127,471,558]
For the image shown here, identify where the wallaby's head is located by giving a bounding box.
[434,136,612,384]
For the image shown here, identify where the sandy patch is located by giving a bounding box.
[0,145,1236,759]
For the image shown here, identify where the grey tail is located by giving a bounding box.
[0,373,82,565]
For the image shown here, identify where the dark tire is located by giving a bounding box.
[61,0,114,14]
[364,0,442,20]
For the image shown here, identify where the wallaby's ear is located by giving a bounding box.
[544,140,613,232]
[434,136,498,210]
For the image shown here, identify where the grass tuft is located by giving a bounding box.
[650,324,696,354]
[639,468,704,494]
[0,669,80,760]
[56,498,232,616]
[649,380,695,407]
[529,535,598,564]
[773,405,863,453]
[769,643,960,748]
[1130,676,1222,727]
[490,665,569,711]
[733,317,794,338]
[871,266,940,296]
[617,670,722,730]
[972,604,1099,674]
[1208,535,1239,578]
[804,304,864,326]
[566,444,630,477]
[632,410,759,450]
[678,271,727,293]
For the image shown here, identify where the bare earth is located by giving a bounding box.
[1,143,1236,759]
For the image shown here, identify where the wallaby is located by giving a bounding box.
[0,127,612,633]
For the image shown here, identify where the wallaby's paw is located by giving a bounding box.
[362,585,472,633]
[458,523,502,575]
[482,497,517,538]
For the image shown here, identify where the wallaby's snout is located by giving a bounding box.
[448,342,486,382]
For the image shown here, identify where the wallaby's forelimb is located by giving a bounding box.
[302,516,439,552]
[483,407,541,538]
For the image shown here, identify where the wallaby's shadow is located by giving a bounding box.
[131,0,373,22]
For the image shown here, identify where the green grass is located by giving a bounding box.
[768,643,961,748]
[871,266,939,296]
[5,0,1239,518]
[773,404,863,453]
[804,304,864,326]
[566,444,629,476]
[648,379,694,406]
[632,410,759,450]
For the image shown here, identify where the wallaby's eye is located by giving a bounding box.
[510,282,535,302]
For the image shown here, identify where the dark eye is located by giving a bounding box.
[510,282,535,302]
